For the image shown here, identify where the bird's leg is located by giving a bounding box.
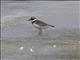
[38,28,42,35]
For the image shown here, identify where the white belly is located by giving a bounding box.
[33,24,49,29]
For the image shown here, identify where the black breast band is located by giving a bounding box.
[32,21,36,24]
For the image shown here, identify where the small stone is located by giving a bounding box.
[30,48,34,52]
[53,45,56,48]
[20,46,24,50]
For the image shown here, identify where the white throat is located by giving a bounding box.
[32,19,37,22]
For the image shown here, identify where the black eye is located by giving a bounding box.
[31,18,34,20]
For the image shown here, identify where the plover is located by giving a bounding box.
[28,17,55,35]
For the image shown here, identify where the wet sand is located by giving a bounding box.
[1,28,80,60]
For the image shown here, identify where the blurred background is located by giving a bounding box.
[1,0,79,1]
[1,1,80,60]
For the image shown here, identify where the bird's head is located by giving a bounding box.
[28,17,36,21]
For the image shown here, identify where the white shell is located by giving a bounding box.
[30,48,34,52]
[20,46,24,50]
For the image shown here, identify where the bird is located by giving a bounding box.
[28,16,55,35]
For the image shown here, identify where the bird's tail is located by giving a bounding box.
[48,25,55,28]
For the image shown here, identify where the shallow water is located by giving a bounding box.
[1,1,80,60]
